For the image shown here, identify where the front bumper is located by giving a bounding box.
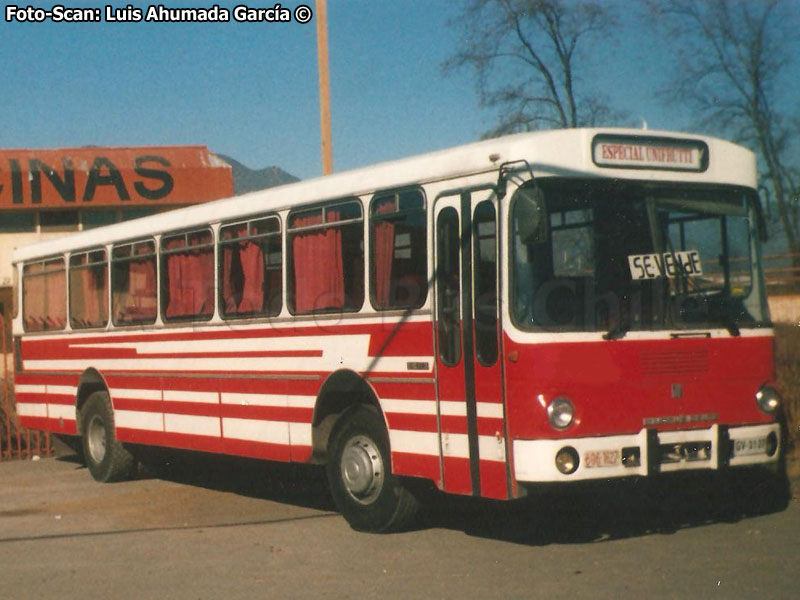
[513,422,781,483]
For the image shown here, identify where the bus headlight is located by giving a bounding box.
[755,385,780,415]
[547,396,575,430]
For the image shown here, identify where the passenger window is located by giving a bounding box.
[370,189,427,310]
[288,200,364,314]
[161,229,215,321]
[436,208,461,366]
[111,240,157,325]
[220,216,282,318]
[69,249,108,329]
[22,258,66,331]
[472,201,498,366]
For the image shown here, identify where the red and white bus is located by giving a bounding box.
[10,129,784,531]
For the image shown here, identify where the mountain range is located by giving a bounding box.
[217,154,299,195]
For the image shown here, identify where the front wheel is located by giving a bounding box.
[80,391,136,482]
[326,406,420,532]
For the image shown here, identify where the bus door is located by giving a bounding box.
[434,189,509,499]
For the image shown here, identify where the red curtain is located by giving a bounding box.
[221,226,265,315]
[128,248,156,321]
[373,200,396,307]
[238,241,264,313]
[165,239,213,318]
[222,244,237,314]
[195,249,214,315]
[221,226,246,314]
[74,256,106,327]
[292,213,344,312]
[45,267,67,329]
[23,262,66,330]
[164,238,184,318]
[23,264,45,330]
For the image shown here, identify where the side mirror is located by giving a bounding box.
[515,186,548,244]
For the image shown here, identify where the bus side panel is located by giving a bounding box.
[373,378,441,484]
[13,370,79,436]
[16,319,443,490]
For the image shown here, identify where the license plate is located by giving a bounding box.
[734,437,766,456]
[584,449,620,468]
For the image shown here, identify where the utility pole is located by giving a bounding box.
[315,0,333,175]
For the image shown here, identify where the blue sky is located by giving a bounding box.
[2,1,798,180]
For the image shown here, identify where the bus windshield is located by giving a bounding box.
[510,179,769,335]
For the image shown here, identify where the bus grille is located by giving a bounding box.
[639,350,709,375]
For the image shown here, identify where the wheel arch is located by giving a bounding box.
[311,369,386,464]
[75,368,111,435]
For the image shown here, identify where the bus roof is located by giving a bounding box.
[12,127,756,263]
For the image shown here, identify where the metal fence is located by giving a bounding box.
[1,314,53,461]
[764,253,800,292]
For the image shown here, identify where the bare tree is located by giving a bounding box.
[652,0,800,259]
[444,0,621,137]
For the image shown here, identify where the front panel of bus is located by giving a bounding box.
[502,172,781,489]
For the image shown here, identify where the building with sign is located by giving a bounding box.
[0,145,234,339]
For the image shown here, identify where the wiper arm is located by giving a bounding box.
[603,322,629,341]
[722,318,741,337]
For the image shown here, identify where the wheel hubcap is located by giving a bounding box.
[87,415,107,464]
[340,435,383,504]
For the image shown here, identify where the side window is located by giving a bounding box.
[161,229,215,321]
[69,249,108,329]
[112,240,157,326]
[22,258,66,331]
[370,189,427,310]
[220,216,282,318]
[436,208,461,366]
[288,200,364,314]
[472,201,498,366]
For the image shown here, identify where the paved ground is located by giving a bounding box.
[1,449,798,599]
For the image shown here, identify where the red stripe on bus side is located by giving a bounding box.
[369,380,436,401]
[223,438,292,462]
[113,398,162,412]
[15,393,49,404]
[391,451,440,483]
[13,373,80,386]
[477,417,505,437]
[440,414,468,433]
[442,456,472,495]
[17,415,50,431]
[479,460,509,500]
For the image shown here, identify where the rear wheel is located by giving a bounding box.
[326,406,420,532]
[80,391,136,482]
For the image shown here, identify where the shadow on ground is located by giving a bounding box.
[420,469,792,545]
[56,445,792,545]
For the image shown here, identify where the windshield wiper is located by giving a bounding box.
[710,304,741,337]
[603,321,629,341]
[721,317,741,337]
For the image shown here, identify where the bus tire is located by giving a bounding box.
[80,391,136,483]
[326,406,419,533]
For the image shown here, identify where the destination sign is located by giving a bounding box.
[628,251,703,280]
[592,135,708,171]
